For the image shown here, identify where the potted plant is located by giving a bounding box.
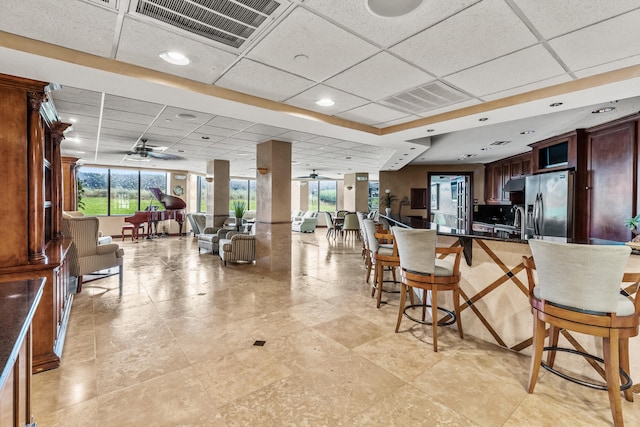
[381,189,396,216]
[233,201,246,220]
[624,214,640,242]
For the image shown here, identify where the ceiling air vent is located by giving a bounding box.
[87,0,118,9]
[132,0,284,49]
[379,81,470,115]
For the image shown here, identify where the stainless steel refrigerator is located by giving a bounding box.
[525,170,574,241]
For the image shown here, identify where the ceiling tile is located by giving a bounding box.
[205,116,253,131]
[284,84,368,115]
[391,0,538,76]
[104,93,164,116]
[481,75,572,101]
[0,0,116,56]
[244,124,288,136]
[276,130,319,142]
[116,17,238,84]
[246,7,379,82]
[325,52,432,101]
[303,0,480,47]
[229,132,272,143]
[574,54,640,79]
[443,45,567,97]
[549,9,640,71]
[215,59,314,102]
[513,0,640,39]
[337,103,408,125]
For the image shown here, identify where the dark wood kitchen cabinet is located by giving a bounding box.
[576,116,639,243]
[484,152,532,205]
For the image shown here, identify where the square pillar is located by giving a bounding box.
[344,172,369,212]
[256,140,291,271]
[206,159,229,227]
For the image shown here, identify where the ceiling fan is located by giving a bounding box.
[296,169,329,180]
[126,139,183,160]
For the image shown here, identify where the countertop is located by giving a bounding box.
[380,215,528,243]
[0,278,45,388]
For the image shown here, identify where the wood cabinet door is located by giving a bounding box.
[510,159,522,178]
[410,188,427,209]
[588,123,635,241]
[485,164,496,203]
[521,156,532,175]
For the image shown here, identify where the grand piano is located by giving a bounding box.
[125,187,186,239]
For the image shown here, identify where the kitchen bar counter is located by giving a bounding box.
[378,214,639,393]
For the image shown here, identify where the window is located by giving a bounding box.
[197,176,207,212]
[369,181,379,211]
[77,167,108,215]
[308,180,337,212]
[76,166,168,215]
[229,179,256,211]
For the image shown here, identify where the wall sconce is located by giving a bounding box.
[205,176,213,183]
[346,185,353,190]
[385,189,391,194]
[257,167,269,175]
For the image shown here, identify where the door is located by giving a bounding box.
[588,123,635,241]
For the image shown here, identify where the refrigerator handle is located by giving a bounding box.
[538,192,544,234]
[532,194,538,235]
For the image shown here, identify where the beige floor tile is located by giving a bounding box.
[314,313,389,349]
[32,359,96,417]
[95,336,190,394]
[96,365,226,426]
[33,399,98,427]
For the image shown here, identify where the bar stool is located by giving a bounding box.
[392,227,464,352]
[525,240,640,427]
[363,219,404,307]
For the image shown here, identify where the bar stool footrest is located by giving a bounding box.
[403,304,457,326]
[541,346,633,391]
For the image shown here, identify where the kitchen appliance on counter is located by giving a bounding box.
[525,170,574,241]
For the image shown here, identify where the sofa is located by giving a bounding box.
[292,211,318,233]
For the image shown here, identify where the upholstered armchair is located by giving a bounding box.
[198,227,232,254]
[187,213,216,237]
[62,216,125,296]
[292,211,318,232]
[219,230,256,266]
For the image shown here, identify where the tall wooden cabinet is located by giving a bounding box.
[0,74,73,374]
[484,152,532,204]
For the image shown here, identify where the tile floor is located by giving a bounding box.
[32,231,639,426]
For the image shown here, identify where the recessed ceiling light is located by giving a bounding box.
[410,147,416,150]
[201,136,210,140]
[176,113,197,121]
[426,129,435,133]
[520,130,536,135]
[549,102,563,107]
[592,107,616,113]
[457,154,477,160]
[159,51,190,65]
[69,117,77,123]
[294,54,308,62]
[177,150,185,153]
[316,98,335,107]
[480,147,493,151]
[478,117,488,122]
[345,156,352,160]
[366,0,423,17]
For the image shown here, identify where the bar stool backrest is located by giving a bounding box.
[392,227,437,275]
[528,240,630,313]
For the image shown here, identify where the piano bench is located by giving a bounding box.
[122,224,144,241]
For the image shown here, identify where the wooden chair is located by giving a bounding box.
[525,240,640,427]
[363,219,403,308]
[393,227,464,352]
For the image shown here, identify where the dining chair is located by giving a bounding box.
[322,211,340,239]
[392,227,464,352]
[525,240,639,427]
[342,212,360,240]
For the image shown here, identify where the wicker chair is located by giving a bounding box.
[62,216,125,296]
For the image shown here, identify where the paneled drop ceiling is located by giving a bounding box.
[1,0,640,178]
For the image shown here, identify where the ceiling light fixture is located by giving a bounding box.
[457,154,477,160]
[549,102,563,107]
[316,98,335,107]
[294,54,309,62]
[366,0,424,17]
[592,107,616,113]
[520,130,536,135]
[69,117,77,123]
[176,113,197,121]
[478,117,488,122]
[201,136,210,140]
[159,51,190,65]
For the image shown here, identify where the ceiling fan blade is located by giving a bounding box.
[146,151,183,160]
